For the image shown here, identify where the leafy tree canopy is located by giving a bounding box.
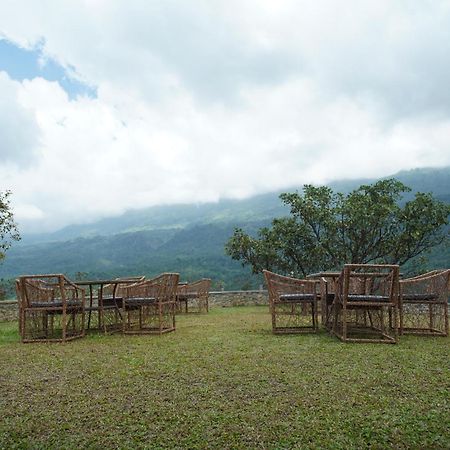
[225,179,450,277]
[0,190,20,262]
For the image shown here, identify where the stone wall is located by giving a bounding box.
[0,301,19,322]
[0,290,269,322]
[209,290,269,307]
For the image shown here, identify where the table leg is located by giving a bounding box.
[99,284,106,334]
[87,285,93,330]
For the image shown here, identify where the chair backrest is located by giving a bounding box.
[338,264,400,304]
[103,276,146,297]
[400,269,450,302]
[15,279,23,304]
[178,279,211,296]
[18,274,84,307]
[402,269,445,282]
[263,270,317,304]
[125,273,179,303]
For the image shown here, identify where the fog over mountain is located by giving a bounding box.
[2,167,448,290]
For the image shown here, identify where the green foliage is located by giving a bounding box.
[226,179,450,276]
[0,278,15,300]
[0,190,20,262]
[0,223,265,295]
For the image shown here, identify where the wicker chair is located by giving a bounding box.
[177,279,211,313]
[263,270,319,334]
[84,276,146,332]
[333,264,400,344]
[319,276,338,330]
[399,269,449,336]
[122,273,179,335]
[17,274,85,343]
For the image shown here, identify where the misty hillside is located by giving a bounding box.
[21,166,450,245]
[1,166,449,290]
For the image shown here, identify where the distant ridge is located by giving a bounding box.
[2,166,449,289]
[21,166,450,245]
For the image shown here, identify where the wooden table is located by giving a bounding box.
[307,272,341,329]
[76,279,138,333]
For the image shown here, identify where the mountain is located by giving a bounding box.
[20,192,290,245]
[1,166,449,292]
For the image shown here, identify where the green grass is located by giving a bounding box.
[0,307,449,449]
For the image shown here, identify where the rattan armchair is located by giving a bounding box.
[17,274,85,343]
[399,269,449,336]
[263,270,319,334]
[102,276,145,302]
[177,279,211,313]
[333,264,399,344]
[319,276,338,330]
[122,273,179,334]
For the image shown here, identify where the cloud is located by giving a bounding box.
[0,71,40,164]
[0,1,450,233]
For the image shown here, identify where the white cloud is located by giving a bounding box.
[0,1,450,233]
[0,72,40,164]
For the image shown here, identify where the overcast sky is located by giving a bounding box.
[1,0,450,233]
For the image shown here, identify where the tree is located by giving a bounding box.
[0,190,20,262]
[225,179,450,277]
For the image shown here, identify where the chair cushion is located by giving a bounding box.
[279,293,315,302]
[347,295,390,302]
[30,300,82,308]
[401,293,438,301]
[102,296,123,306]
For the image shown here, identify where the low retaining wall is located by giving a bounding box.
[0,290,269,322]
[209,290,268,307]
[0,301,19,322]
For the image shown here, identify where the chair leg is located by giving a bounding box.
[271,304,276,333]
[429,304,434,331]
[379,308,385,335]
[392,306,399,343]
[315,302,319,331]
[20,307,24,342]
[342,306,347,342]
[445,302,449,336]
[399,297,404,335]
[43,313,48,338]
[312,302,318,331]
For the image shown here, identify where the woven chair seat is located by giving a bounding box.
[347,295,390,302]
[102,296,123,306]
[30,300,83,308]
[401,293,438,302]
[279,293,315,302]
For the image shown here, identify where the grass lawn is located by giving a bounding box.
[0,306,449,449]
